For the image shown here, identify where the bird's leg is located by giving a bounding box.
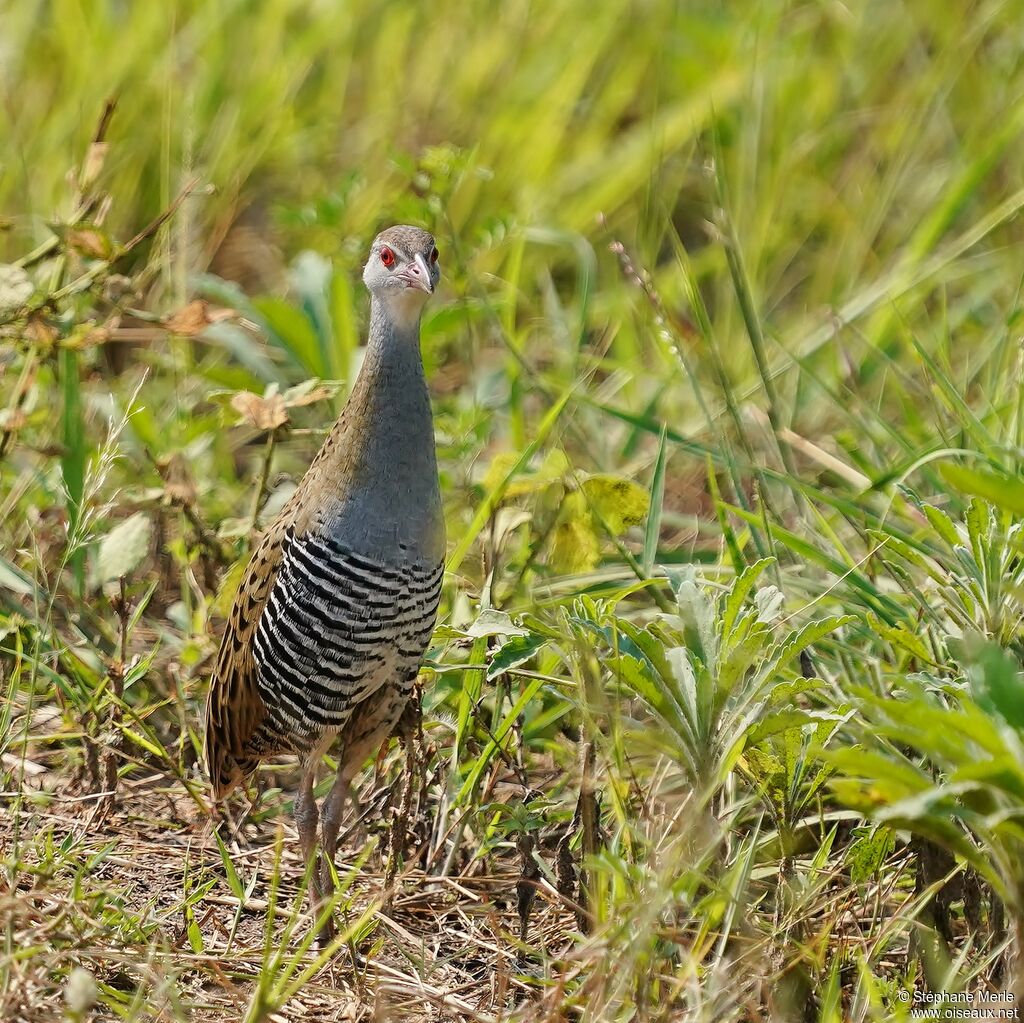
[319,690,415,897]
[294,759,334,940]
[319,757,357,893]
[294,761,321,865]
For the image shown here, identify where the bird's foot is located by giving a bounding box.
[310,854,340,948]
[313,910,337,948]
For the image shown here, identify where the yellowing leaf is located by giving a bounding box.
[549,490,600,574]
[535,448,570,481]
[481,447,569,497]
[212,557,249,618]
[582,474,650,534]
[481,451,519,492]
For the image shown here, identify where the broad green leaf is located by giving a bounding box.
[865,612,937,666]
[214,829,246,901]
[866,529,946,586]
[465,608,529,640]
[666,646,706,752]
[754,586,783,624]
[187,910,204,954]
[617,651,700,768]
[847,827,895,884]
[940,464,1024,516]
[763,615,856,678]
[951,758,1024,802]
[92,513,152,586]
[720,558,773,646]
[486,632,547,681]
[746,709,821,746]
[827,748,932,804]
[252,296,323,377]
[923,502,962,547]
[671,566,718,665]
[963,639,1024,730]
[965,497,990,568]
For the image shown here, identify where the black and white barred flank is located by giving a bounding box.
[250,528,443,749]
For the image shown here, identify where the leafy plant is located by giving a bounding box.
[831,640,1024,934]
[568,559,851,799]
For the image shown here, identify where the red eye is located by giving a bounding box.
[430,247,439,264]
[380,246,395,267]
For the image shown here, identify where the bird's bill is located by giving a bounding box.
[400,252,434,293]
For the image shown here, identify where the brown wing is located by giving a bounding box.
[204,404,352,799]
[204,517,290,799]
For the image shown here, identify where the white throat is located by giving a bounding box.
[380,289,428,335]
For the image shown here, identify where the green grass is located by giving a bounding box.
[3,0,1024,1019]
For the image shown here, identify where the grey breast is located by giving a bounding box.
[251,527,443,745]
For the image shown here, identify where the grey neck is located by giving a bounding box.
[330,297,443,562]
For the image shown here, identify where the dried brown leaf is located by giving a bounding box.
[67,227,113,260]
[80,141,109,190]
[231,390,288,430]
[24,315,58,346]
[162,299,234,337]
[286,384,334,408]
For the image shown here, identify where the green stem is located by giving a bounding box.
[249,428,279,534]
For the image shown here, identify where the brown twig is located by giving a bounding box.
[120,176,201,255]
[97,577,131,818]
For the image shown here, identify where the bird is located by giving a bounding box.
[204,225,445,936]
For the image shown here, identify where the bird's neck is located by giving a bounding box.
[313,297,443,561]
[349,299,432,456]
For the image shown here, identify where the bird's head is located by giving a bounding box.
[363,225,440,330]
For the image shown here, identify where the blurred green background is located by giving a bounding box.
[6,0,1024,470]
[6,0,1023,514]
[6,0,1022,324]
